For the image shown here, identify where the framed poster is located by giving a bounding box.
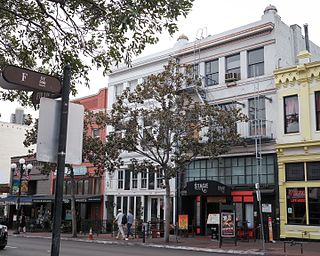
[221,212,235,237]
[178,214,188,230]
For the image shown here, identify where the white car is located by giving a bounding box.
[0,224,8,250]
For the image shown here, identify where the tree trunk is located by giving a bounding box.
[70,168,77,238]
[164,177,171,243]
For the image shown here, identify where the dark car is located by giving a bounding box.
[0,224,8,250]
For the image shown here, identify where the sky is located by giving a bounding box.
[0,0,319,122]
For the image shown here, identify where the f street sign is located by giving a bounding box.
[1,65,61,94]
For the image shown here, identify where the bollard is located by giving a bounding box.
[142,225,145,243]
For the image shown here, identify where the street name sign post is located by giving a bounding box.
[0,64,73,256]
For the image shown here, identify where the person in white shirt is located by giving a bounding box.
[114,209,127,240]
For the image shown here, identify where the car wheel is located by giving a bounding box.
[0,245,6,250]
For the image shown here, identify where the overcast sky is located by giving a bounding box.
[0,0,319,122]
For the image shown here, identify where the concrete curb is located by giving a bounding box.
[10,234,265,255]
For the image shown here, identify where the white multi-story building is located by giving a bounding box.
[106,5,320,237]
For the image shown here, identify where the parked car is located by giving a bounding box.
[0,224,8,250]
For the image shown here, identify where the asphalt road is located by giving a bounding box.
[2,236,233,256]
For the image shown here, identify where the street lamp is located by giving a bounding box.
[11,158,32,234]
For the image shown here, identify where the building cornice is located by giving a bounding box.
[274,61,320,88]
[174,22,275,57]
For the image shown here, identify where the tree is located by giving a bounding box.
[107,60,246,242]
[0,0,194,106]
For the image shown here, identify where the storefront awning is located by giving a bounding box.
[32,195,102,203]
[0,195,33,205]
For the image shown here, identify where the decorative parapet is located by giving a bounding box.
[274,60,320,89]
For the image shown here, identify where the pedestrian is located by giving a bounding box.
[114,209,127,240]
[20,212,26,233]
[126,209,134,239]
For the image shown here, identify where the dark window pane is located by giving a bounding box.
[286,163,305,181]
[315,92,320,130]
[307,162,320,180]
[287,188,306,224]
[308,187,320,225]
[148,172,155,189]
[205,59,219,86]
[248,48,264,65]
[284,95,299,133]
[226,54,240,70]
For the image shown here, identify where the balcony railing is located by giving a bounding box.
[237,120,273,139]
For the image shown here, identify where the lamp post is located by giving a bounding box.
[11,158,33,234]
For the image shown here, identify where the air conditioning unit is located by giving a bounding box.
[225,72,240,82]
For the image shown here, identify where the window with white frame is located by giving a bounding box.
[205,59,219,86]
[156,170,164,189]
[284,95,299,134]
[114,83,124,98]
[248,98,266,136]
[248,48,264,78]
[128,79,138,92]
[132,172,138,189]
[226,53,240,80]
[118,170,124,189]
[141,172,147,189]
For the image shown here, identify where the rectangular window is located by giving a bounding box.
[77,180,83,195]
[248,98,266,136]
[115,83,123,97]
[148,172,155,190]
[83,180,89,194]
[285,163,305,181]
[284,95,299,133]
[226,53,240,81]
[315,92,320,130]
[287,188,306,224]
[193,64,199,79]
[128,79,138,92]
[94,178,101,194]
[248,48,264,78]
[92,128,100,138]
[132,172,138,189]
[141,172,147,189]
[307,162,320,180]
[118,170,124,189]
[125,170,130,190]
[308,187,320,225]
[156,171,164,189]
[205,59,219,86]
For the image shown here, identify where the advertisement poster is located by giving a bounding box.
[221,212,235,237]
[178,214,188,230]
[12,180,20,194]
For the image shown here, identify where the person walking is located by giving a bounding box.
[114,209,126,240]
[126,209,134,239]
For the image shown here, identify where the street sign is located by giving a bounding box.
[37,97,84,165]
[31,91,61,107]
[1,65,61,94]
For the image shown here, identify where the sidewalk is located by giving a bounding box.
[9,231,320,256]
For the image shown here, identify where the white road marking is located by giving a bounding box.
[6,245,17,249]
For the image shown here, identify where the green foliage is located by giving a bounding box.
[0,0,194,107]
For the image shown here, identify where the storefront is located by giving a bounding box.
[278,158,320,239]
[181,180,230,235]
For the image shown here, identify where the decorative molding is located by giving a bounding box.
[274,61,320,88]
